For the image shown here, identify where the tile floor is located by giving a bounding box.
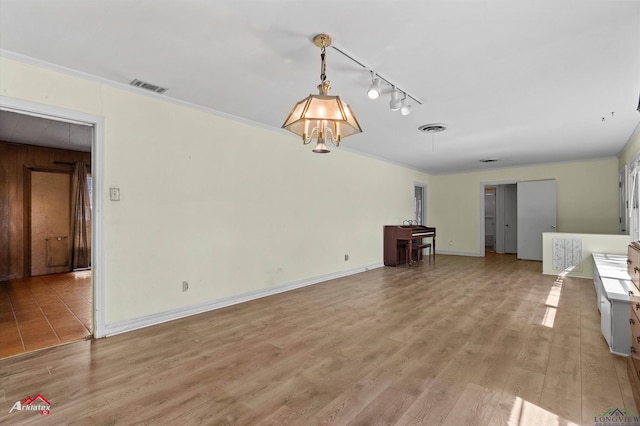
[0,271,91,358]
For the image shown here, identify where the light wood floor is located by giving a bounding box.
[0,271,92,358]
[0,255,636,425]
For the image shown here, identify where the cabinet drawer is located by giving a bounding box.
[632,311,640,334]
[632,304,640,355]
[628,356,640,413]
[632,326,640,357]
[632,300,640,325]
[633,354,640,376]
[630,284,640,299]
[630,303,640,357]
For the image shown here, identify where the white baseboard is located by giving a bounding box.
[436,250,483,257]
[103,262,384,337]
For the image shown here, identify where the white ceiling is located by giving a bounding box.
[1,0,639,174]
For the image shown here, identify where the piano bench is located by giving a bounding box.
[412,243,432,263]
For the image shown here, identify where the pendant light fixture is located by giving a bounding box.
[282,33,362,153]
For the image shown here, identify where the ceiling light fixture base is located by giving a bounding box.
[313,34,332,48]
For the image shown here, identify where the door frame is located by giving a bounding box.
[620,164,628,234]
[414,182,427,225]
[1,96,106,338]
[480,179,518,256]
[23,166,73,276]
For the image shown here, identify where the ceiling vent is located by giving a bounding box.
[418,123,447,133]
[130,79,168,94]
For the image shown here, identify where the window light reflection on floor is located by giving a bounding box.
[541,272,569,328]
[541,306,557,328]
[545,281,563,307]
[508,396,580,426]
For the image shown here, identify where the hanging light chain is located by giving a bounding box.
[320,45,327,84]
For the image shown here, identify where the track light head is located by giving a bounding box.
[400,96,412,116]
[389,88,402,111]
[367,78,381,99]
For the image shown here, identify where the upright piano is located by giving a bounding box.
[384,225,436,266]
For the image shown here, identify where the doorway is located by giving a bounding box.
[483,184,517,254]
[0,142,93,357]
[481,179,557,260]
[414,185,426,225]
[484,187,496,251]
[0,98,105,351]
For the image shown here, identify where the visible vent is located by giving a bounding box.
[130,79,168,94]
[552,238,582,271]
[479,158,498,163]
[418,123,447,133]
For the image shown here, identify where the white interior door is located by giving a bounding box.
[517,180,557,261]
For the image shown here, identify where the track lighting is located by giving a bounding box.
[367,72,381,99]
[308,38,423,117]
[389,88,402,111]
[400,94,412,116]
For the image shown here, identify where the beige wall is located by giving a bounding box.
[429,159,621,255]
[0,57,431,324]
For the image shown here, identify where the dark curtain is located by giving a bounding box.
[70,161,91,269]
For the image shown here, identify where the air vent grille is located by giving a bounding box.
[130,79,168,94]
[418,123,447,133]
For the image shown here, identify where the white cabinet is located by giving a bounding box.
[592,253,631,356]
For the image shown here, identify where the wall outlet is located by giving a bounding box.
[182,281,189,292]
[344,254,349,261]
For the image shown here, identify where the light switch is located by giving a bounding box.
[109,187,120,201]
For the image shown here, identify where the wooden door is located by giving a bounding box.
[30,170,72,276]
